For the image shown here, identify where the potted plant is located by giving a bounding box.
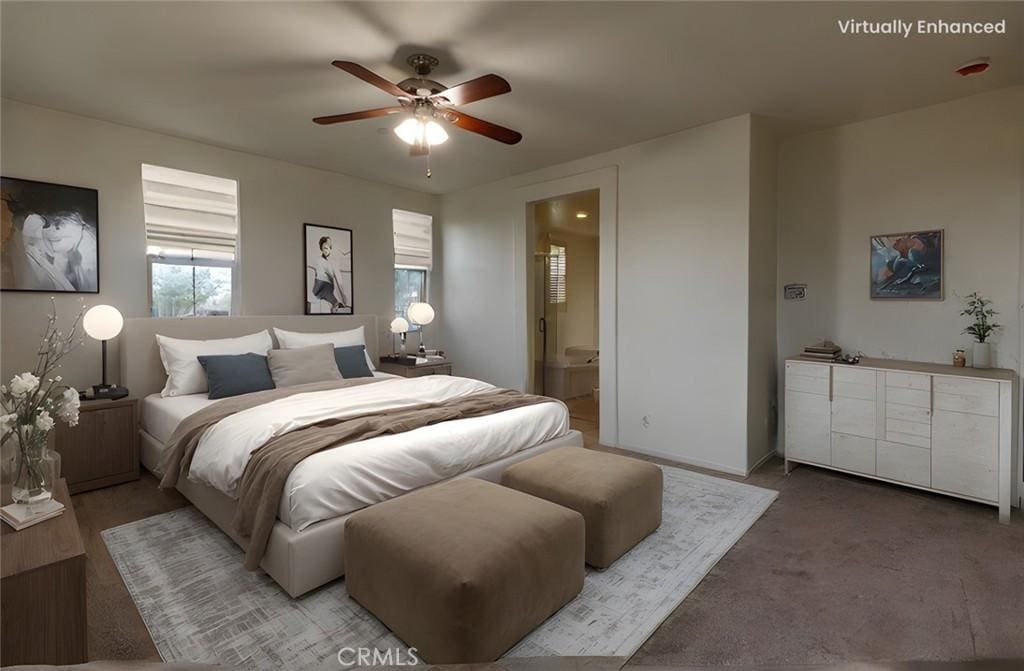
[0,300,84,507]
[960,292,1001,369]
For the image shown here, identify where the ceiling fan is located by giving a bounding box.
[314,54,522,170]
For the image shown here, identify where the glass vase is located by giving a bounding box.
[10,427,61,507]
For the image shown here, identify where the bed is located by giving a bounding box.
[121,315,582,597]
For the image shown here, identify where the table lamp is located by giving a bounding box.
[407,302,435,355]
[83,304,129,400]
[390,317,410,355]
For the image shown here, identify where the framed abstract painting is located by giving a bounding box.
[303,223,353,314]
[870,229,943,300]
[1,177,99,293]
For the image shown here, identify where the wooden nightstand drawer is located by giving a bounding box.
[54,397,139,494]
[378,360,453,378]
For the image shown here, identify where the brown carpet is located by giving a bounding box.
[73,397,1022,667]
[627,460,1024,667]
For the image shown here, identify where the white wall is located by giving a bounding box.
[1,100,439,390]
[442,115,760,474]
[747,116,780,467]
[777,86,1024,449]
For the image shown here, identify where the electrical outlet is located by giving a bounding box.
[641,414,651,429]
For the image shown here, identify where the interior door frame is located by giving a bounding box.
[514,167,619,447]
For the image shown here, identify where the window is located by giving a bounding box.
[142,164,239,317]
[548,243,566,304]
[392,209,432,327]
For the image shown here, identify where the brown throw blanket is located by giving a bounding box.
[159,379,557,569]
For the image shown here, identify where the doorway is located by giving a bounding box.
[530,190,600,445]
[514,166,618,447]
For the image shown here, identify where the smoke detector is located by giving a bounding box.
[956,57,991,77]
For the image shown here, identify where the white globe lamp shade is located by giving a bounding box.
[390,317,410,334]
[407,302,435,326]
[83,305,124,341]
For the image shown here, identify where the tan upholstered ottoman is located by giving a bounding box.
[344,478,585,664]
[502,447,662,568]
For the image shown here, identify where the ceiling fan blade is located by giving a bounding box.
[431,74,511,106]
[448,111,522,145]
[332,60,409,99]
[313,107,403,125]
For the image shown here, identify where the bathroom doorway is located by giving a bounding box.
[530,190,600,444]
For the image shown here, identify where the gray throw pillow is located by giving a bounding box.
[334,345,374,379]
[267,343,343,388]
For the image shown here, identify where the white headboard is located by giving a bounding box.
[120,314,380,398]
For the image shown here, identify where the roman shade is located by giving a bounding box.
[143,164,239,260]
[392,209,433,269]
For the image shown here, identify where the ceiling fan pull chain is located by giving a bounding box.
[426,152,432,179]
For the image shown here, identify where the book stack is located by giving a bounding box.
[803,341,842,362]
[0,499,65,531]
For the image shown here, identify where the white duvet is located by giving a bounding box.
[186,375,569,531]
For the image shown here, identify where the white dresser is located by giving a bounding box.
[784,357,1017,522]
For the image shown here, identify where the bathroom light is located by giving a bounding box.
[394,118,449,146]
[575,212,588,219]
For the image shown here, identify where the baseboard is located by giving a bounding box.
[615,443,750,477]
[745,449,778,476]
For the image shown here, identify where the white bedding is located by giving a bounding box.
[146,375,569,532]
[142,393,218,444]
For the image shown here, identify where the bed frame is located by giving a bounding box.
[121,315,583,597]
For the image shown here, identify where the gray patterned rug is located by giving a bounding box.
[103,466,777,669]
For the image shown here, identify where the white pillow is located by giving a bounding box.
[156,330,273,397]
[273,326,376,371]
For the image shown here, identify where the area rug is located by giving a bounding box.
[102,465,777,669]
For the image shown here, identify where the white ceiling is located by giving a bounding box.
[3,2,1021,194]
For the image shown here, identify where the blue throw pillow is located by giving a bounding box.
[197,353,275,399]
[334,345,374,379]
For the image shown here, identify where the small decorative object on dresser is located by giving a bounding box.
[1,478,87,666]
[55,396,138,494]
[378,356,452,378]
[82,303,130,399]
[0,301,83,506]
[960,291,1000,369]
[953,349,967,367]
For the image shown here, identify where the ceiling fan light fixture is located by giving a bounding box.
[394,118,448,146]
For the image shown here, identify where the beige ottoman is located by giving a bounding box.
[344,478,585,664]
[502,447,662,568]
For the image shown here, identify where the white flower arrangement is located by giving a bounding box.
[1,299,86,499]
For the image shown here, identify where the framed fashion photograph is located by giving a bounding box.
[303,223,353,314]
[870,229,943,300]
[1,177,99,293]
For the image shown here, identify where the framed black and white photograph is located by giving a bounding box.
[1,177,99,293]
[303,223,353,314]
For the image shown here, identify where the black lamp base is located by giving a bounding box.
[83,384,130,401]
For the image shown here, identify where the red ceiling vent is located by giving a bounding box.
[956,58,991,77]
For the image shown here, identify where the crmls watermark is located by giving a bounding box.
[336,647,420,667]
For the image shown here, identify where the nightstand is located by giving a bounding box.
[1,478,87,666]
[54,397,139,494]
[378,359,453,378]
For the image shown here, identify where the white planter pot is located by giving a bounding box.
[972,342,992,369]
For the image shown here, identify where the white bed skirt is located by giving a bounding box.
[140,429,584,597]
